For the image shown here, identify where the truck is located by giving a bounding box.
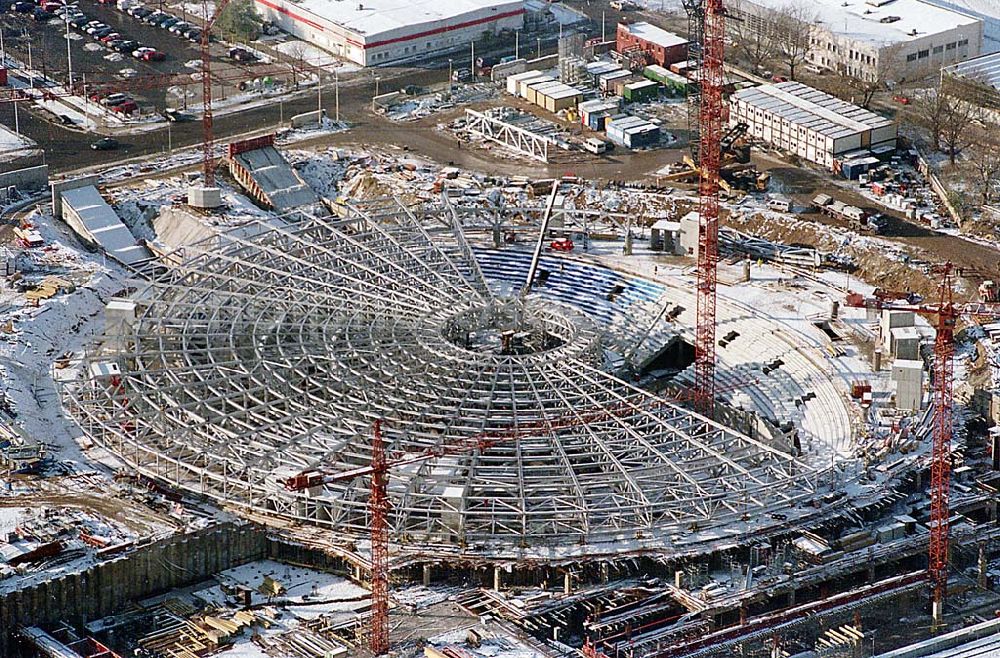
[812,194,879,233]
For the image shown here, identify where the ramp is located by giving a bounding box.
[60,186,149,266]
[226,135,320,212]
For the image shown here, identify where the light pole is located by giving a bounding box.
[64,10,73,89]
[334,65,339,123]
[371,75,380,112]
[448,58,453,91]
[515,31,519,59]
[536,37,541,60]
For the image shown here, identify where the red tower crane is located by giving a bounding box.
[369,420,390,655]
[693,0,726,414]
[845,264,1000,625]
[199,0,233,187]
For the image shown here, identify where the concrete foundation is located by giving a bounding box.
[187,186,223,209]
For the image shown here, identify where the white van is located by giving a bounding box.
[767,195,792,212]
[583,137,611,154]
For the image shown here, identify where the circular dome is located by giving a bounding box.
[65,208,834,560]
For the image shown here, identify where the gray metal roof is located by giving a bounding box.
[61,186,147,265]
[234,147,319,211]
[943,51,1000,91]
[731,81,895,140]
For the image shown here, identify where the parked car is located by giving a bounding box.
[112,39,137,52]
[771,74,788,82]
[228,47,256,62]
[68,14,89,26]
[99,32,121,42]
[140,48,164,61]
[180,24,199,38]
[167,20,189,33]
[12,2,36,12]
[32,7,53,19]
[105,38,125,50]
[91,26,115,37]
[41,2,61,12]
[112,100,137,113]
[90,137,119,150]
[128,5,150,16]
[85,21,108,33]
[57,113,75,125]
[893,94,911,105]
[549,238,574,252]
[100,92,129,105]
[451,67,471,82]
[164,107,194,122]
[185,28,201,41]
[141,10,163,22]
[156,15,177,28]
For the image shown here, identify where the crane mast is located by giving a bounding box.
[694,0,725,414]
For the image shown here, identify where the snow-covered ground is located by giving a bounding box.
[0,122,35,157]
[196,559,369,621]
[272,39,361,74]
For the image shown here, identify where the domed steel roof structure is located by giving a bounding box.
[63,201,842,561]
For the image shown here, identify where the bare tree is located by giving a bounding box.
[907,87,949,151]
[771,3,814,80]
[968,125,1000,205]
[841,45,904,108]
[285,43,307,90]
[726,0,778,74]
[940,95,981,165]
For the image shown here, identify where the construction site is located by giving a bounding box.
[1,0,1000,657]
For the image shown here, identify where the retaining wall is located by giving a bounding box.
[0,522,267,655]
[0,165,48,193]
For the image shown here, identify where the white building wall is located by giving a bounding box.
[809,23,982,81]
[254,0,524,67]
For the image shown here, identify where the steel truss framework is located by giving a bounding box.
[64,201,838,561]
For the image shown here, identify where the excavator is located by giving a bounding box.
[659,122,770,194]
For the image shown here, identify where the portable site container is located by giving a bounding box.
[506,70,548,96]
[623,79,659,103]
[524,79,561,105]
[537,84,583,113]
[579,98,622,130]
[599,69,634,93]
[518,75,555,99]
[585,61,621,85]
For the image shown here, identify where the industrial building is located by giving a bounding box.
[942,50,1000,116]
[729,81,898,168]
[253,0,525,66]
[725,0,982,81]
[615,22,690,68]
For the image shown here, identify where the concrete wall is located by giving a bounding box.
[0,165,48,193]
[0,523,267,655]
[50,174,100,220]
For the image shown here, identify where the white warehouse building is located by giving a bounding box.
[254,0,525,67]
[730,82,897,169]
[725,0,982,82]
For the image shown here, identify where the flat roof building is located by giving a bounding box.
[730,81,897,168]
[616,22,690,68]
[254,0,525,67]
[725,0,982,82]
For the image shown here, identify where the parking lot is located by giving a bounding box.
[0,0,271,114]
